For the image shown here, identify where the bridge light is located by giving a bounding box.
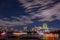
[44,29,49,32]
[43,23,48,29]
[38,26,42,30]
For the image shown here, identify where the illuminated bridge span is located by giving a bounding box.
[47,28,60,30]
[41,28,60,34]
[37,23,60,30]
[37,23,60,34]
[39,28,60,30]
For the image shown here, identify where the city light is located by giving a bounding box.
[0,23,60,40]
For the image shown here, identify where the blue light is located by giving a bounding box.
[37,30,43,33]
[44,29,47,32]
[44,29,49,32]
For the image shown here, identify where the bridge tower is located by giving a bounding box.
[43,23,48,29]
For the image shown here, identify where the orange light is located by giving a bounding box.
[44,33,54,40]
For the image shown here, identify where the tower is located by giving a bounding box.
[43,23,49,32]
[43,23,48,29]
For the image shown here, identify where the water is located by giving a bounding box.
[0,36,60,40]
[0,34,60,40]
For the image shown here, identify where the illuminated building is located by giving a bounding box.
[34,26,38,31]
[43,23,48,29]
[31,26,39,32]
[31,23,49,33]
[37,23,49,33]
[31,28,34,32]
[23,27,27,32]
[14,29,19,33]
[38,26,42,30]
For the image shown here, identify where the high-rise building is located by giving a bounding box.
[14,29,19,33]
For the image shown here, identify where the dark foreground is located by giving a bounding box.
[0,37,41,40]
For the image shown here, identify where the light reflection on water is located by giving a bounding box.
[1,37,59,40]
[0,33,60,40]
[4,34,60,40]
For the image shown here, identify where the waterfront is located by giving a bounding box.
[0,23,60,40]
[0,33,60,40]
[0,36,60,40]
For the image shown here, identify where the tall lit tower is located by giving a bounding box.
[43,23,50,32]
[43,23,48,29]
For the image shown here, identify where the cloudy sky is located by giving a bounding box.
[0,0,60,29]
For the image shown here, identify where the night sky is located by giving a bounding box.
[0,0,60,30]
